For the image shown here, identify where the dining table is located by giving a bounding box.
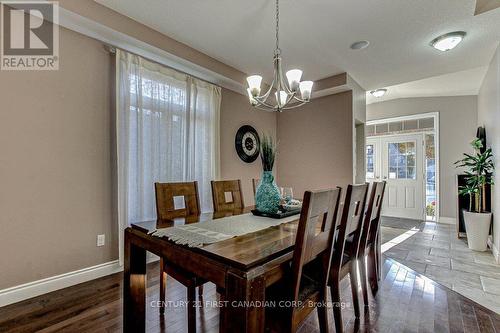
[123,207,303,333]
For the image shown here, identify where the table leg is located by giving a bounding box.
[222,269,266,333]
[123,230,147,333]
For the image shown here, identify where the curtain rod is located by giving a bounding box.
[103,43,222,88]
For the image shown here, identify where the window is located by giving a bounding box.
[425,134,436,220]
[387,142,416,179]
[366,144,375,179]
[117,49,221,233]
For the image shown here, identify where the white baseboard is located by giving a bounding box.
[438,216,456,225]
[0,260,122,307]
[487,237,500,264]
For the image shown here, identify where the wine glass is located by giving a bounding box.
[281,187,293,204]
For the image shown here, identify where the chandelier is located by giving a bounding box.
[246,0,313,112]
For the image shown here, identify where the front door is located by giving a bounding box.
[367,134,424,220]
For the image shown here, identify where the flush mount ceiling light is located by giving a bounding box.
[246,0,313,112]
[430,31,466,52]
[370,89,387,98]
[350,40,370,50]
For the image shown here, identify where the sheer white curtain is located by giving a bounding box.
[116,50,221,265]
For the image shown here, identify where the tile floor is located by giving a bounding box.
[381,220,500,314]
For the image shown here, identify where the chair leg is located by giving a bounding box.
[317,289,329,333]
[366,248,375,288]
[330,284,343,333]
[349,261,361,318]
[159,258,167,315]
[359,255,369,308]
[187,285,196,333]
[198,284,204,298]
[367,246,379,293]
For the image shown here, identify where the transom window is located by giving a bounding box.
[388,142,416,179]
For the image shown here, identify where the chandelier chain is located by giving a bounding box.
[275,0,280,55]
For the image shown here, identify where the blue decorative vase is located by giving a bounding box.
[255,171,281,213]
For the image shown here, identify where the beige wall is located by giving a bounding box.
[277,91,354,197]
[0,2,355,291]
[220,89,277,206]
[477,46,500,259]
[367,96,478,220]
[0,28,116,289]
[0,30,274,290]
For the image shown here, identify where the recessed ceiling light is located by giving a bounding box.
[350,40,370,50]
[370,89,387,98]
[430,31,466,52]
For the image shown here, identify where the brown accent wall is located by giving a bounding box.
[276,91,354,197]
[220,90,277,205]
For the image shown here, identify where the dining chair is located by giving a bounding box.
[265,187,342,333]
[358,181,386,300]
[328,183,369,333]
[252,178,260,196]
[211,179,244,212]
[154,182,205,333]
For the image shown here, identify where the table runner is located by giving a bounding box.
[150,213,299,248]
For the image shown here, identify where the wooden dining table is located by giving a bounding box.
[123,207,303,333]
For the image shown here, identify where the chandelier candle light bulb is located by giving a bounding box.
[247,88,258,106]
[286,69,302,91]
[299,81,313,100]
[245,0,313,111]
[275,90,288,107]
[247,75,263,97]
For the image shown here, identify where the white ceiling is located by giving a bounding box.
[95,0,500,94]
[366,66,489,104]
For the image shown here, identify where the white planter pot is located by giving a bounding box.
[463,211,491,251]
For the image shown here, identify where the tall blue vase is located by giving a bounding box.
[255,171,281,213]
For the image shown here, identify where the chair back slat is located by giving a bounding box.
[367,181,386,245]
[332,184,369,273]
[291,188,342,302]
[154,182,201,221]
[211,180,244,212]
[252,178,260,196]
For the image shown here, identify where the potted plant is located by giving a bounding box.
[455,138,495,251]
[255,134,281,213]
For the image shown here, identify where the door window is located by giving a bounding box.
[366,144,375,179]
[387,142,416,179]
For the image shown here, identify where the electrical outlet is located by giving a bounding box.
[97,234,105,247]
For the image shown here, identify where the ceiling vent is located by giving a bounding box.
[475,0,500,15]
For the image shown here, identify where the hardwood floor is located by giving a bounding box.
[1,257,499,333]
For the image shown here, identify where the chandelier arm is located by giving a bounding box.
[254,99,277,109]
[255,104,279,112]
[253,90,277,109]
[275,55,294,96]
[282,101,307,110]
[283,92,296,107]
[254,77,275,103]
[291,95,308,103]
